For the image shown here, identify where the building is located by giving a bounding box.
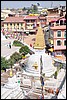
[2,16,25,35]
[47,7,59,16]
[39,15,47,28]
[23,15,39,34]
[50,17,66,57]
[1,9,15,21]
[58,5,66,17]
[2,15,47,35]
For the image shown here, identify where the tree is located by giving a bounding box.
[8,58,15,68]
[19,45,30,55]
[31,4,34,8]
[30,4,38,14]
[23,7,26,11]
[10,52,22,63]
[1,57,9,70]
[37,3,40,6]
[13,40,23,47]
[33,5,38,12]
[27,9,31,14]
[54,71,57,79]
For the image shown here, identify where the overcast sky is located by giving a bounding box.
[1,1,66,9]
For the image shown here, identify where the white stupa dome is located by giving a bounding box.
[25,52,56,77]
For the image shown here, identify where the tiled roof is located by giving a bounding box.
[50,25,66,30]
[3,16,24,23]
[39,17,46,19]
[24,15,38,20]
[49,16,65,23]
[49,17,59,22]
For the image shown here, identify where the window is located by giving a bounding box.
[14,23,15,26]
[56,51,62,55]
[64,40,66,46]
[57,40,62,46]
[10,23,12,26]
[17,23,19,26]
[31,20,35,22]
[56,20,59,26]
[21,23,23,26]
[26,20,29,22]
[57,30,61,37]
[64,30,66,38]
[60,20,63,25]
[64,20,66,25]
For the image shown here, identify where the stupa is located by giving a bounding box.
[24,26,56,77]
[34,27,45,50]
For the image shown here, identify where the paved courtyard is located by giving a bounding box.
[1,39,20,59]
[1,34,36,59]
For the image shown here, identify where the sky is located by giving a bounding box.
[1,1,66,9]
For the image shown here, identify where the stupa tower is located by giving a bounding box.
[24,23,56,77]
[34,26,45,50]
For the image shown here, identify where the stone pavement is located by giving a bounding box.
[1,34,36,59]
[1,39,20,59]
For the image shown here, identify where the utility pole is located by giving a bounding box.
[40,55,44,99]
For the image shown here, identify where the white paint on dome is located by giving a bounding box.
[25,50,56,77]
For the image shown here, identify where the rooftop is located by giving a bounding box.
[3,16,24,23]
[51,25,66,30]
[24,15,38,20]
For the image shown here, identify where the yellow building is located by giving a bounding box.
[3,16,25,33]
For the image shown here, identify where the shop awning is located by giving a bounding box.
[50,19,58,23]
[60,18,66,21]
[48,48,54,52]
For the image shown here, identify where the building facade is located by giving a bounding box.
[51,19,66,56]
[23,15,39,34]
[2,17,25,34]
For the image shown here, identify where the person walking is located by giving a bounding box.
[9,42,11,49]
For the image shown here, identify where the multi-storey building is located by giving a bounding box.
[23,15,38,34]
[2,15,47,35]
[50,17,66,57]
[1,9,15,21]
[39,15,47,28]
[2,16,25,34]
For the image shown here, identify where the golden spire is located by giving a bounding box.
[34,26,45,50]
